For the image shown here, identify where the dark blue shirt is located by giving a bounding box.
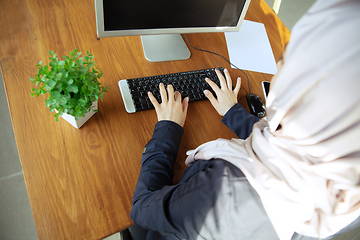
[130,104,260,239]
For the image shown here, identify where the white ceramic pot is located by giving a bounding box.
[59,101,98,129]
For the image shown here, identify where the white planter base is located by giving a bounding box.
[59,101,98,129]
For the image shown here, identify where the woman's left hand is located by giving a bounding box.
[148,83,189,127]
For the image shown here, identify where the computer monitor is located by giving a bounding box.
[94,0,251,62]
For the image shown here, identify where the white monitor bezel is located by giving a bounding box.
[94,0,252,38]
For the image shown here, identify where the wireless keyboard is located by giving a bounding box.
[118,67,225,113]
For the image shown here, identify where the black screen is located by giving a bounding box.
[103,0,247,31]
[263,81,270,98]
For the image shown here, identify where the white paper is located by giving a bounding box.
[225,20,278,75]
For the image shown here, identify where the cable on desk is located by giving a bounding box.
[184,34,251,94]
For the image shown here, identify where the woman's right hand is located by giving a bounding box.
[204,68,241,116]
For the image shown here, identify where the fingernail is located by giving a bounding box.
[224,68,228,72]
[204,90,209,95]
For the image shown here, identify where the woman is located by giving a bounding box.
[130,0,360,239]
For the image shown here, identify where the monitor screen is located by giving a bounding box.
[94,0,251,62]
[95,0,251,37]
[105,0,242,30]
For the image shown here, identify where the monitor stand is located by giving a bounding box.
[141,34,191,62]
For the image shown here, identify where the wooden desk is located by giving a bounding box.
[0,0,290,239]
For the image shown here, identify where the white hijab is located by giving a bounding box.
[186,0,360,239]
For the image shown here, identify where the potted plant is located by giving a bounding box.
[30,49,109,128]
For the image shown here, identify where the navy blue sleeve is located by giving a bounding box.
[131,120,183,237]
[130,120,227,239]
[132,120,184,195]
[130,105,259,239]
[221,103,260,139]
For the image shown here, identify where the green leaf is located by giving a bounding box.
[59,97,67,105]
[41,75,47,82]
[66,85,78,93]
[51,91,61,99]
[64,91,71,99]
[78,98,87,106]
[69,98,78,107]
[47,79,56,88]
[44,65,50,74]
[54,81,63,90]
[45,99,52,107]
[55,72,63,80]
[81,85,87,93]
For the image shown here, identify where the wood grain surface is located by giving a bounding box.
[0,0,290,239]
